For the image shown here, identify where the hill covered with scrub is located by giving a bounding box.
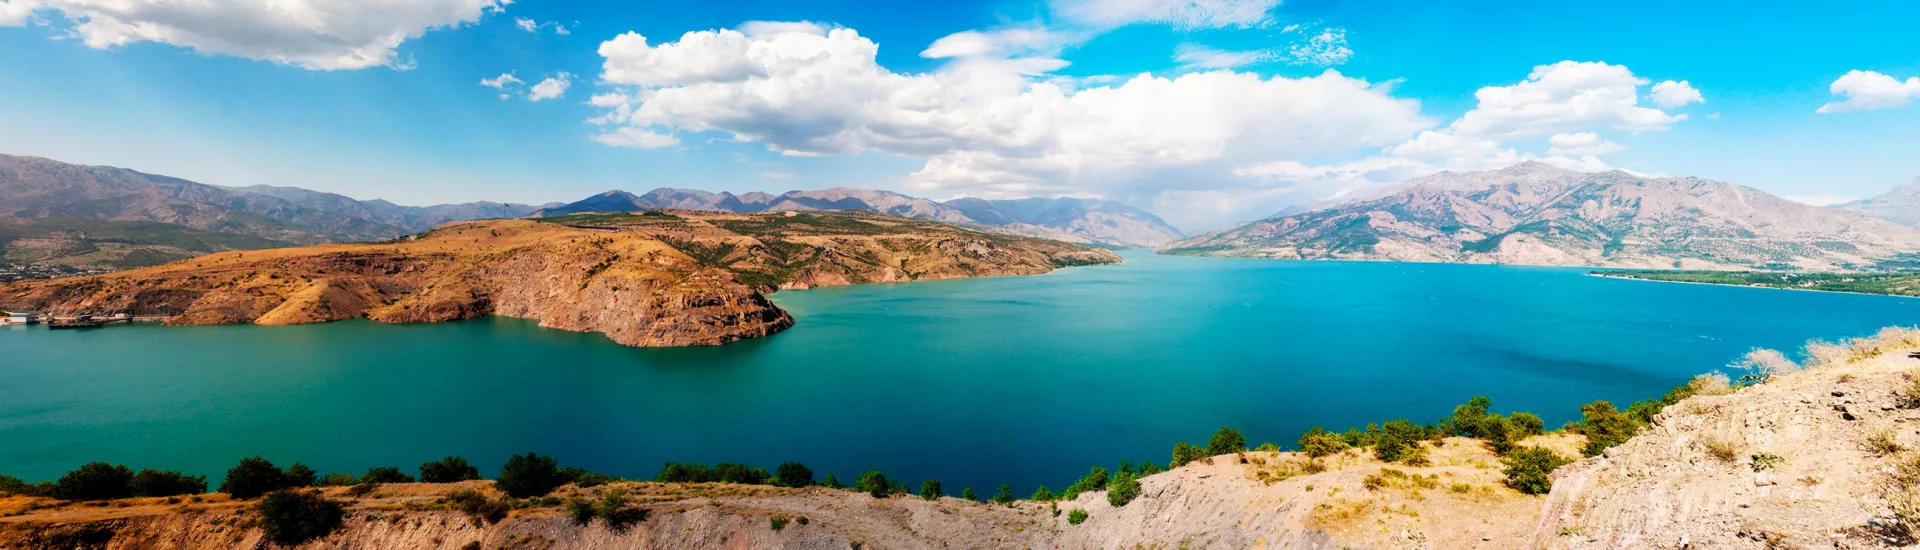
[6,329,1920,547]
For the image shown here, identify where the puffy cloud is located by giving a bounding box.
[12,0,507,70]
[922,26,1073,60]
[1173,43,1271,70]
[1048,0,1280,29]
[0,0,36,26]
[1817,70,1920,114]
[1448,61,1685,140]
[479,72,522,89]
[1649,80,1704,108]
[1232,61,1689,208]
[528,72,571,101]
[1546,132,1626,156]
[591,128,680,149]
[590,23,1429,226]
[1287,29,1352,67]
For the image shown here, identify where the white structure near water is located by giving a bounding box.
[6,311,41,324]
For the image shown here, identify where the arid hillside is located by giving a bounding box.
[0,210,1118,347]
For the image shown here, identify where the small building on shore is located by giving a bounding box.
[6,311,42,324]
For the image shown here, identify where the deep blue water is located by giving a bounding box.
[4,251,1918,494]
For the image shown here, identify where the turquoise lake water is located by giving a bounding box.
[5,251,1919,494]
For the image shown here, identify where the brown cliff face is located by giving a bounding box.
[0,211,1118,347]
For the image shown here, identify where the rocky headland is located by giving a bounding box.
[0,210,1118,347]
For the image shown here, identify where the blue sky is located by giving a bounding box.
[1,0,1917,231]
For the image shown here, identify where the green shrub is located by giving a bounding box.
[775,462,814,488]
[419,457,481,483]
[961,487,977,501]
[1447,396,1493,437]
[770,515,790,531]
[562,467,615,488]
[1028,485,1054,501]
[283,463,317,488]
[1751,452,1784,472]
[1482,414,1516,455]
[1171,442,1203,467]
[1501,447,1571,495]
[1578,401,1638,456]
[445,489,508,524]
[54,462,134,501]
[1067,509,1088,525]
[821,473,844,489]
[919,479,942,500]
[1508,412,1546,437]
[361,467,414,484]
[257,490,344,547]
[220,457,288,500]
[566,497,595,525]
[1298,427,1350,459]
[130,469,206,497]
[0,474,50,497]
[654,463,770,485]
[855,471,890,498]
[712,463,771,485]
[1060,467,1109,500]
[496,453,566,498]
[991,484,1013,505]
[1106,472,1140,507]
[1372,420,1432,464]
[1206,426,1247,456]
[1138,461,1165,476]
[316,473,360,487]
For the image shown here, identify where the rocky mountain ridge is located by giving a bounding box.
[1838,175,1920,228]
[0,210,1118,347]
[1164,162,1920,270]
[533,187,1186,248]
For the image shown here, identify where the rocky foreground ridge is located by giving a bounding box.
[0,210,1117,347]
[6,329,1920,548]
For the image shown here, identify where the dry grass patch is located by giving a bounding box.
[1702,438,1741,464]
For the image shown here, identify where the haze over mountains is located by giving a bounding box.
[1164,162,1920,270]
[532,188,1185,248]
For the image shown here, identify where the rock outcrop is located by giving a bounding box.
[0,211,1118,347]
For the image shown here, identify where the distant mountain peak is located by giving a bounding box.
[1165,164,1920,270]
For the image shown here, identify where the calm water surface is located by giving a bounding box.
[5,251,1918,493]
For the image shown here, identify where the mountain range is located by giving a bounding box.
[530,187,1185,247]
[1163,162,1920,270]
[1837,176,1920,229]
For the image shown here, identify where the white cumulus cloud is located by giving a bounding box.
[589,23,1429,228]
[0,0,36,26]
[514,17,567,35]
[528,72,571,101]
[1817,70,1920,113]
[479,72,522,89]
[1048,0,1281,29]
[1649,80,1704,108]
[8,0,507,70]
[1448,61,1686,140]
[1234,61,1691,206]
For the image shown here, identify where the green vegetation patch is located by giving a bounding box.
[1601,269,1920,297]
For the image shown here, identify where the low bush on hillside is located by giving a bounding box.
[1501,447,1571,495]
[774,462,814,488]
[654,462,772,485]
[1206,427,1246,456]
[221,457,293,499]
[919,480,942,500]
[1067,509,1088,525]
[419,457,481,483]
[360,467,413,484]
[855,471,891,498]
[1106,472,1140,507]
[54,462,134,501]
[444,489,508,525]
[129,469,206,497]
[497,453,566,498]
[257,490,344,547]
